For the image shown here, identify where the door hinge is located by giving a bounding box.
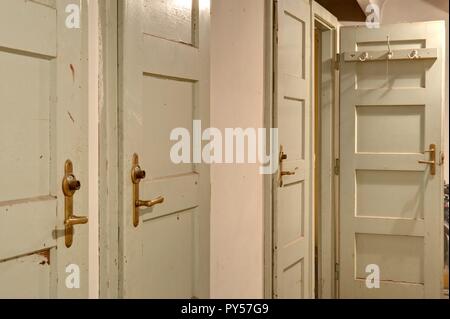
[273,1,279,45]
[335,263,340,281]
[334,158,340,176]
[335,53,341,70]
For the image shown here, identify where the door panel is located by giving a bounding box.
[0,55,51,202]
[340,21,445,299]
[0,0,90,298]
[143,0,197,45]
[119,0,210,299]
[273,0,313,299]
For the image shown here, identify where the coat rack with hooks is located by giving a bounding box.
[345,35,438,62]
[344,47,438,62]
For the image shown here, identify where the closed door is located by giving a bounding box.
[273,0,313,299]
[0,0,90,298]
[339,21,445,299]
[118,0,210,298]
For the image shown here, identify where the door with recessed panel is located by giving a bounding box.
[0,0,90,298]
[339,21,445,299]
[118,0,210,298]
[273,0,313,299]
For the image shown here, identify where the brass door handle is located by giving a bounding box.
[418,160,435,165]
[62,160,88,248]
[281,171,296,177]
[136,196,165,209]
[131,154,165,227]
[418,144,436,176]
[65,216,89,227]
[279,146,296,187]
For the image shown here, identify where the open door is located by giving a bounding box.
[0,0,90,298]
[118,0,210,298]
[339,21,445,299]
[273,0,313,299]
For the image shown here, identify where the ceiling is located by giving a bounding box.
[315,0,367,21]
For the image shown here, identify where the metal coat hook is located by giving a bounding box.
[359,52,370,62]
[409,49,419,59]
[387,36,393,59]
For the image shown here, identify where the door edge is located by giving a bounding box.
[98,0,120,299]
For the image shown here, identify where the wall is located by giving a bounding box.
[210,0,265,298]
[380,0,449,183]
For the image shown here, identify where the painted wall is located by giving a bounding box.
[210,0,266,298]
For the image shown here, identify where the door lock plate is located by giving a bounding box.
[131,154,165,228]
[418,144,437,176]
[63,160,88,248]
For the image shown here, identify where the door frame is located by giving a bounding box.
[98,0,120,299]
[263,0,340,299]
[263,0,274,299]
[311,2,340,299]
[88,0,101,299]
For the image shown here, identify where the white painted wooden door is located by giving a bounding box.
[0,0,90,298]
[340,21,445,299]
[119,0,210,298]
[273,0,313,299]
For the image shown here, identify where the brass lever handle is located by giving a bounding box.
[62,160,88,248]
[136,196,165,209]
[418,160,435,165]
[418,144,436,176]
[281,171,296,177]
[65,216,89,227]
[131,154,165,227]
[279,146,296,187]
